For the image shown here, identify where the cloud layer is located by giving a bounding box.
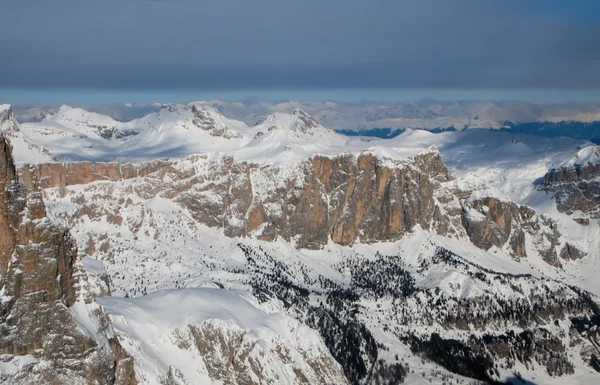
[2,0,599,89]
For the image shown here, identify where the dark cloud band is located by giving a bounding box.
[1,0,599,90]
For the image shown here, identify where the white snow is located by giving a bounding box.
[81,256,107,277]
[558,145,600,168]
[97,288,340,385]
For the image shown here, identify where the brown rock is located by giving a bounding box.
[559,243,586,261]
[24,144,567,267]
[0,136,137,385]
[510,229,527,258]
[543,160,600,216]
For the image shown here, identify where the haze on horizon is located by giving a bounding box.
[1,0,600,99]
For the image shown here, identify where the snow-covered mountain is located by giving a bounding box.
[0,104,56,163]
[10,103,351,165]
[15,103,258,162]
[193,99,600,137]
[16,100,600,139]
[2,103,600,384]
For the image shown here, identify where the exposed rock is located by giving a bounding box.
[22,151,450,249]
[189,321,346,385]
[543,150,600,217]
[21,159,171,190]
[0,137,137,385]
[560,242,587,261]
[460,195,563,261]
[85,235,96,255]
[510,229,527,258]
[289,109,321,133]
[22,147,567,265]
[411,145,453,182]
[0,137,20,279]
[191,105,243,139]
[461,197,515,250]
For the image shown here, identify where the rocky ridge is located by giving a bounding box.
[22,146,568,265]
[543,145,600,218]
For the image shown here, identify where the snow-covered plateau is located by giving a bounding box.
[1,102,600,385]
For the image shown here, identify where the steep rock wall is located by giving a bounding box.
[0,137,137,385]
[22,147,566,263]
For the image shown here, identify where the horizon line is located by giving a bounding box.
[3,88,600,105]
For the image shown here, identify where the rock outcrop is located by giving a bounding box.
[0,137,137,385]
[190,105,243,139]
[543,146,600,217]
[460,194,563,263]
[21,160,172,190]
[560,242,587,261]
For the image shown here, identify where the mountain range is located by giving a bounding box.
[14,99,600,140]
[1,102,600,384]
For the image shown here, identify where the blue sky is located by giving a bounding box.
[1,0,600,103]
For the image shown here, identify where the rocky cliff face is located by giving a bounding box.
[459,195,572,265]
[21,160,171,190]
[240,150,451,249]
[0,137,137,385]
[22,146,565,263]
[21,148,456,247]
[543,146,600,218]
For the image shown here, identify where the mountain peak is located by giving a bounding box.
[1,104,14,123]
[47,104,118,126]
[420,144,440,155]
[259,109,324,137]
[291,108,321,132]
[1,105,19,134]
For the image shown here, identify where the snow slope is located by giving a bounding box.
[97,288,347,385]
[0,105,55,163]
[558,145,600,168]
[18,103,256,162]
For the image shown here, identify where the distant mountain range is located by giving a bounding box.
[338,120,600,140]
[13,99,600,141]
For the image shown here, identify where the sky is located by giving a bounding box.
[1,0,600,102]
